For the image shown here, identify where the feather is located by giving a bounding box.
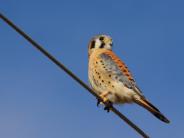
[99,51,144,98]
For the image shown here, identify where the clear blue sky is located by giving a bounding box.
[0,0,183,138]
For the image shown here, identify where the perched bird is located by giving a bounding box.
[88,34,170,123]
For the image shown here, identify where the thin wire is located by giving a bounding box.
[0,12,149,138]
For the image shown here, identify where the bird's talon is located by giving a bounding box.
[104,106,110,112]
[104,101,112,112]
[97,99,101,107]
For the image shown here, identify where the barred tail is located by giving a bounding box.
[134,98,170,124]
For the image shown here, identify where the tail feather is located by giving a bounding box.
[135,98,170,124]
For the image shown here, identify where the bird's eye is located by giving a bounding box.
[110,43,113,47]
[90,41,95,49]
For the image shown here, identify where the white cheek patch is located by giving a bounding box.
[95,39,101,48]
[106,44,112,50]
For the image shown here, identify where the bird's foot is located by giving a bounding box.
[97,99,101,107]
[97,92,113,112]
[104,101,113,113]
[97,93,109,107]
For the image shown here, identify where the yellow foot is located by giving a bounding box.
[97,93,109,106]
[100,96,109,103]
[99,92,110,102]
[97,97,108,106]
[96,92,113,112]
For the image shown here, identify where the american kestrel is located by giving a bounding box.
[88,34,170,123]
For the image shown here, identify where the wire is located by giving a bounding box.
[0,12,149,138]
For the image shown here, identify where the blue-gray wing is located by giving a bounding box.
[99,52,145,98]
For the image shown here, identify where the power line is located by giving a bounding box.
[0,12,149,138]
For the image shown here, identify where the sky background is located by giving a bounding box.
[0,0,184,138]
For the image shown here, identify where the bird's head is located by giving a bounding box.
[88,35,113,56]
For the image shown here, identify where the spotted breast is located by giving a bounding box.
[88,49,138,104]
